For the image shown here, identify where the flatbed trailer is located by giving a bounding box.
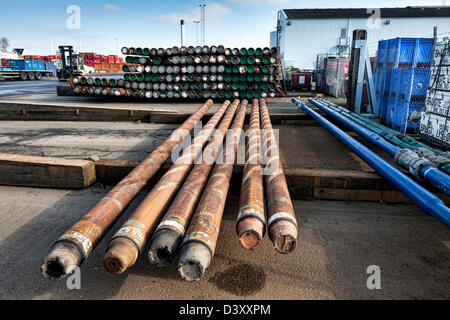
[0,69,53,80]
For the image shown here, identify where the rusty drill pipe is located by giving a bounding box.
[41,100,213,280]
[178,100,248,282]
[236,99,266,250]
[259,98,298,254]
[103,100,234,275]
[148,99,241,266]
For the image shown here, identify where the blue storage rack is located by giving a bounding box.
[381,69,392,124]
[385,38,433,68]
[373,37,433,133]
[392,101,425,132]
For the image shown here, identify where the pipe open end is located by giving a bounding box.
[269,220,298,254]
[148,229,182,267]
[237,217,265,250]
[178,242,211,282]
[239,230,263,250]
[103,238,138,275]
[41,242,82,280]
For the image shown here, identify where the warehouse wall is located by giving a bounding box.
[279,13,450,69]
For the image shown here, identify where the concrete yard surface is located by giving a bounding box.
[0,185,448,300]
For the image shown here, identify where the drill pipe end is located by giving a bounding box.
[103,237,139,274]
[237,217,264,250]
[41,242,82,280]
[269,220,298,254]
[178,242,211,282]
[148,229,182,267]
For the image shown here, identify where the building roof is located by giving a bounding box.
[283,7,450,19]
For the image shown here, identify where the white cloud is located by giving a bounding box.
[103,4,121,13]
[228,0,292,5]
[157,2,231,25]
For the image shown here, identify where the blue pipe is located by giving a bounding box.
[292,98,450,228]
[308,98,450,197]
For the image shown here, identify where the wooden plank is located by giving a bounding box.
[0,101,314,124]
[94,160,395,199]
[0,153,96,188]
[314,187,450,205]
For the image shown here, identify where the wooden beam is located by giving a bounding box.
[0,153,96,188]
[0,101,311,124]
[314,187,450,205]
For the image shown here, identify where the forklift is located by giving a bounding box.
[56,45,84,81]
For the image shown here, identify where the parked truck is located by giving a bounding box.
[0,58,54,80]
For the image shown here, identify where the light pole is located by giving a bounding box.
[193,20,200,46]
[115,38,119,62]
[199,4,206,45]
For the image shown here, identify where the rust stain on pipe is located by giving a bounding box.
[259,98,298,254]
[103,100,237,274]
[148,99,241,266]
[178,100,248,281]
[41,100,213,280]
[236,99,266,250]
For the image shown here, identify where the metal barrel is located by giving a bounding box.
[41,100,213,280]
[103,101,232,274]
[148,99,241,266]
[259,99,298,254]
[236,99,266,249]
[178,100,248,281]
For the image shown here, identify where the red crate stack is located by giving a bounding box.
[23,55,43,60]
[80,52,95,66]
[44,55,61,62]
[108,55,118,63]
[93,54,102,64]
[1,58,11,68]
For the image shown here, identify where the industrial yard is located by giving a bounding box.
[0,79,449,300]
[0,1,449,305]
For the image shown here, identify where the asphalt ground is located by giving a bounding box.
[0,185,448,300]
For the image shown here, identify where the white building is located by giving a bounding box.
[271,7,450,69]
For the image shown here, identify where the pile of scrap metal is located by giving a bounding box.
[41,99,298,282]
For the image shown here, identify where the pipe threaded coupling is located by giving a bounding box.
[394,149,419,170]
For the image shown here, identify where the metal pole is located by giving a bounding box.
[203,4,206,45]
[309,98,450,197]
[259,99,298,253]
[178,100,248,281]
[199,5,203,45]
[115,38,119,62]
[180,20,185,47]
[236,99,266,250]
[295,98,450,228]
[103,101,233,275]
[41,100,213,280]
[194,21,200,46]
[148,99,241,266]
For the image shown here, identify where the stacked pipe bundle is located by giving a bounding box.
[69,45,281,100]
[42,99,298,283]
[298,97,450,228]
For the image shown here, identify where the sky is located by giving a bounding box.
[0,0,447,55]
